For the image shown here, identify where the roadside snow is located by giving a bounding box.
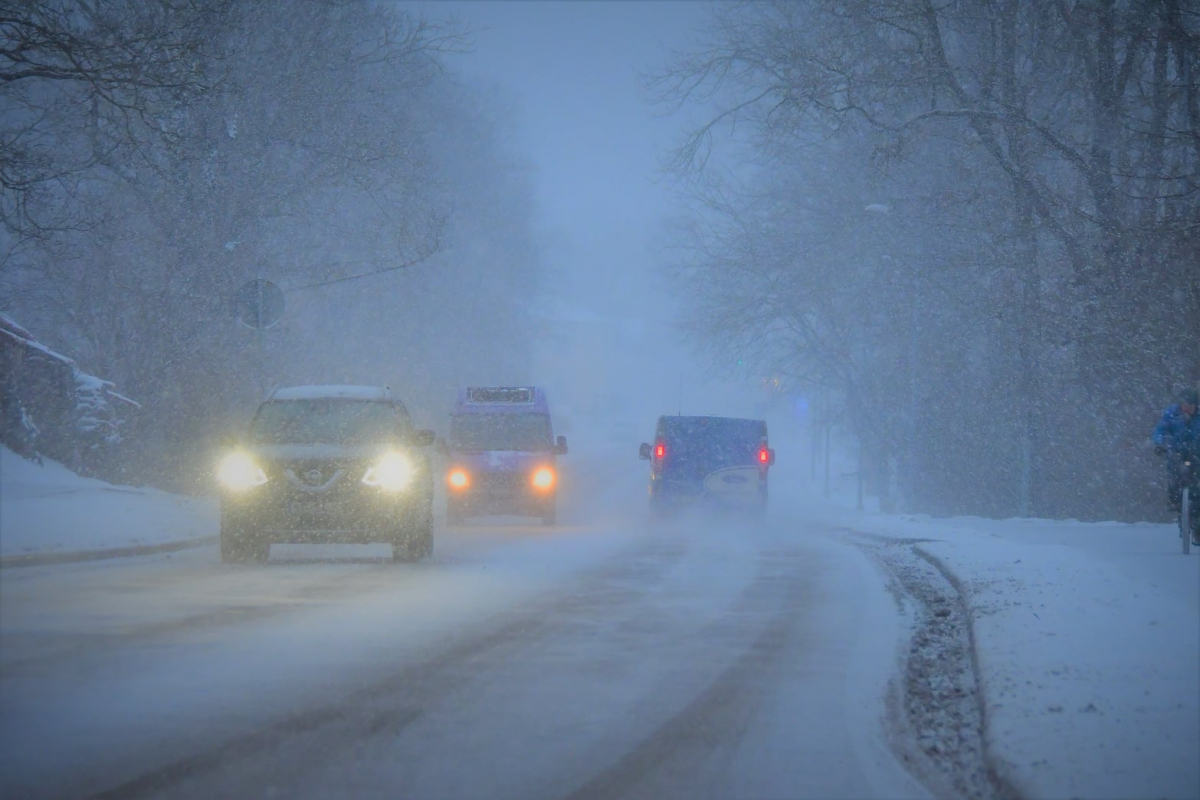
[0,447,216,557]
[777,481,1200,800]
[915,531,1197,799]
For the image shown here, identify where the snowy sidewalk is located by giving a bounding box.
[0,447,216,562]
[798,495,1200,799]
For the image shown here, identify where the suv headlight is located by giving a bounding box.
[218,452,268,490]
[362,451,412,491]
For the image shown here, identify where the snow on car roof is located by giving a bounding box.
[454,386,551,414]
[269,385,391,402]
[664,414,766,425]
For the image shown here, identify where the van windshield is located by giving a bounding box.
[450,413,551,451]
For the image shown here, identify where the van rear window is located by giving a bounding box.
[661,417,766,465]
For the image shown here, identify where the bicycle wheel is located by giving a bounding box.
[1182,488,1191,555]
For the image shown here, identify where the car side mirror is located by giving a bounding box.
[413,429,436,448]
[768,448,776,466]
[639,443,652,461]
[554,435,568,455]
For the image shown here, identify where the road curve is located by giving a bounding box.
[1,490,927,800]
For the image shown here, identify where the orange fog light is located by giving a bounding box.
[531,467,556,490]
[448,469,470,490]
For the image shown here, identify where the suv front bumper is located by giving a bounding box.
[221,485,427,543]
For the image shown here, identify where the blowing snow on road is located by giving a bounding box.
[2,452,925,800]
[5,446,1196,799]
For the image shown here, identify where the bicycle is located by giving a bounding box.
[1176,456,1198,555]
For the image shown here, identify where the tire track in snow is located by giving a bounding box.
[0,561,404,679]
[560,547,813,800]
[82,535,693,800]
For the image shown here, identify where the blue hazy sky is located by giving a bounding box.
[406,1,755,417]
[420,1,710,310]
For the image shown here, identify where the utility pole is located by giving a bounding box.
[811,395,819,480]
[908,256,919,512]
[234,278,284,398]
[823,420,831,498]
[857,441,864,510]
[256,279,267,395]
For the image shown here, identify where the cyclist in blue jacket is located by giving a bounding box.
[1153,388,1200,539]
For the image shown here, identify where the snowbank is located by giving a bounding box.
[0,447,216,557]
[780,483,1200,799]
[915,530,1198,799]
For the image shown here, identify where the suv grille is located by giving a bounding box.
[279,460,348,492]
[477,472,526,489]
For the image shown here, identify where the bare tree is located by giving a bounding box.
[0,0,234,241]
[3,1,542,488]
[655,0,1198,520]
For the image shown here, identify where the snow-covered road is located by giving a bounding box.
[6,447,1197,799]
[0,467,924,800]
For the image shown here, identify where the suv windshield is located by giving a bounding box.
[450,413,551,451]
[662,417,765,471]
[250,399,408,445]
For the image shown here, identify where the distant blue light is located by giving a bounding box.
[793,396,809,419]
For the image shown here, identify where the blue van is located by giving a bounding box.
[639,415,774,516]
[441,387,567,525]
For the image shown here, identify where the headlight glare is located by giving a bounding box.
[218,452,267,490]
[363,451,412,490]
[531,467,555,490]
[447,469,470,490]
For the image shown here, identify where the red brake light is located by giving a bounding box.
[759,448,770,464]
[655,443,665,459]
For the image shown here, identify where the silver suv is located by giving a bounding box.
[217,385,435,563]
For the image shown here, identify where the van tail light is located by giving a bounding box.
[655,443,665,459]
[759,447,770,464]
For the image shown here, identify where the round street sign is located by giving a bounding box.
[234,279,285,330]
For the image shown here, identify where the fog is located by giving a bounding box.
[2,5,1199,798]
[2,0,1197,519]
[435,0,751,430]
